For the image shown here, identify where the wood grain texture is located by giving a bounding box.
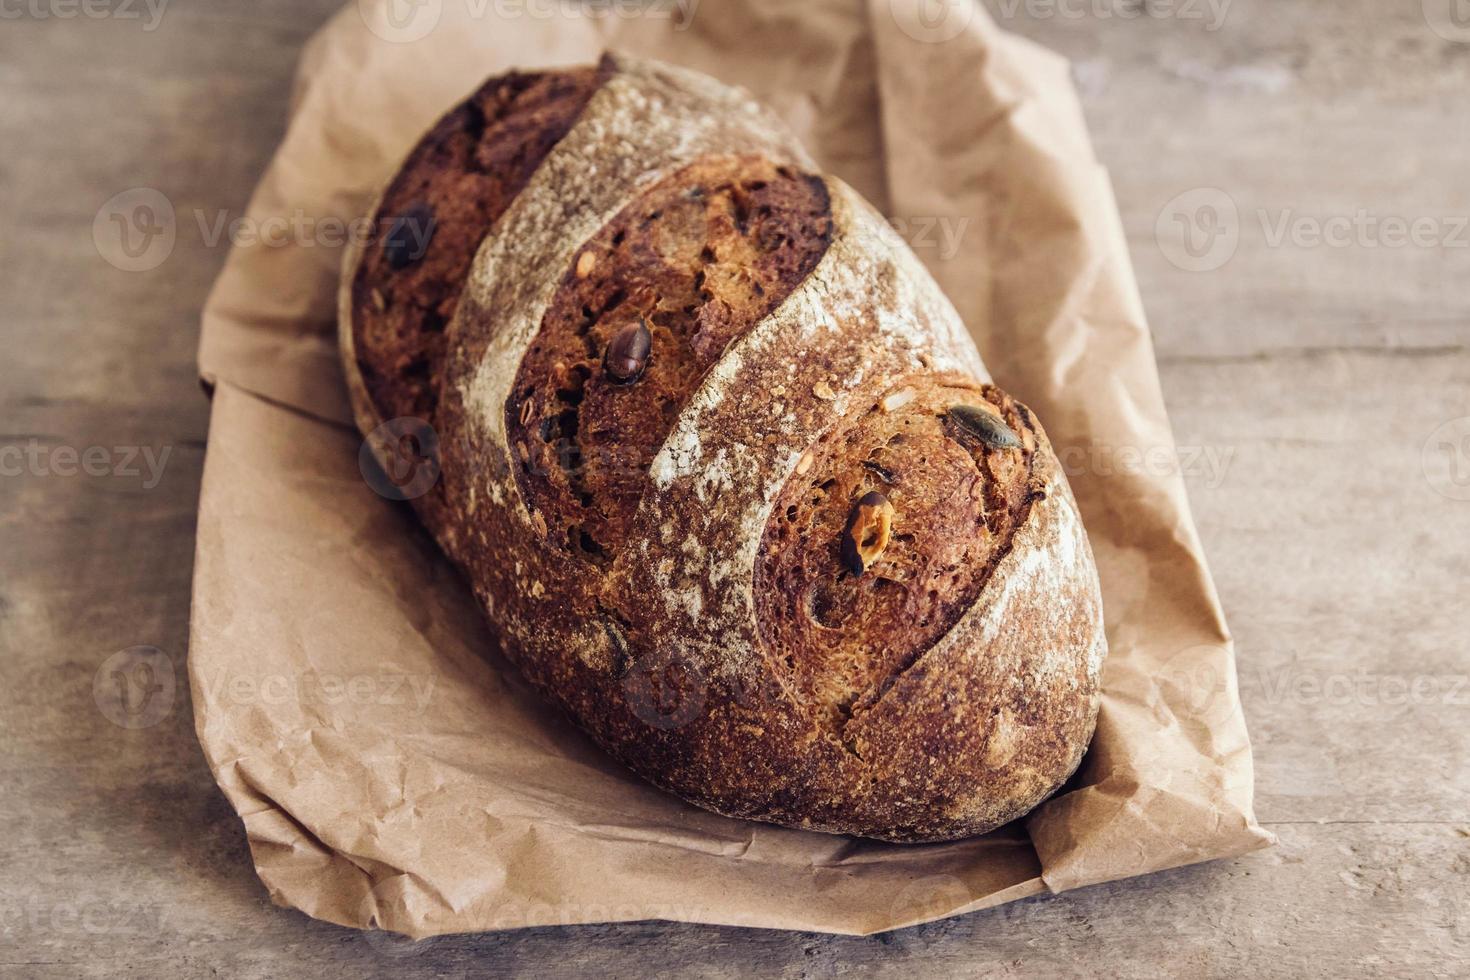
[1,0,1466,976]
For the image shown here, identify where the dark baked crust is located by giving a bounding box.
[570,383,1098,842]
[506,155,832,559]
[350,65,606,426]
[343,55,1105,843]
[756,378,1040,736]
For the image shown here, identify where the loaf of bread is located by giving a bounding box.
[340,54,1106,842]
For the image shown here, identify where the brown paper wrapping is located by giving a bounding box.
[190,0,1272,937]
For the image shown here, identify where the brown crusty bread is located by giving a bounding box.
[340,53,1106,842]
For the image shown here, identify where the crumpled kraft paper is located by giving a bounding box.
[190,0,1273,938]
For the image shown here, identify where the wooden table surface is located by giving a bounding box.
[3,1,1467,976]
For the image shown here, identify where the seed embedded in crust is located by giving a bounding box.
[795,452,814,476]
[604,317,652,384]
[383,202,437,270]
[813,380,836,401]
[840,491,896,577]
[948,403,1021,450]
[576,250,596,278]
[880,387,916,413]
